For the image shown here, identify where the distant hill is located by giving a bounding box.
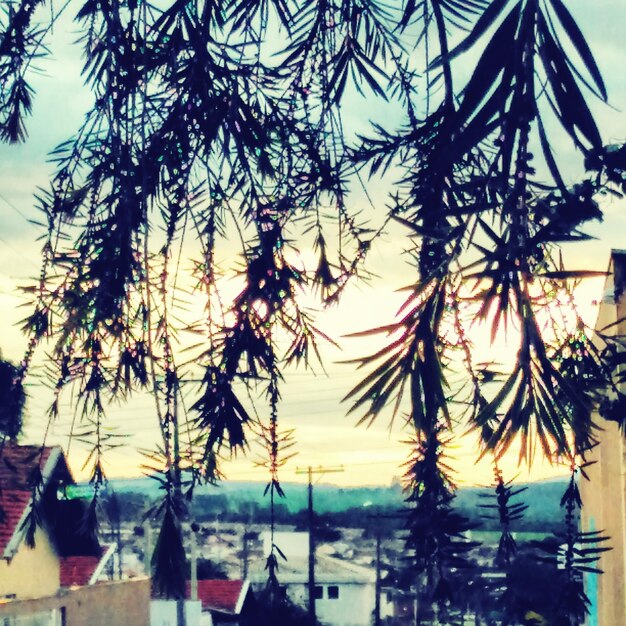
[88,474,568,530]
[453,479,567,531]
[102,477,405,513]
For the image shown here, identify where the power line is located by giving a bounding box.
[0,234,39,270]
[0,191,40,229]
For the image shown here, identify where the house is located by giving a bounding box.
[186,579,255,625]
[250,532,375,626]
[580,249,626,626]
[0,443,150,625]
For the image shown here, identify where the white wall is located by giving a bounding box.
[150,600,205,626]
[285,582,375,626]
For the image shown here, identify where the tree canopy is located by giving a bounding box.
[1,0,625,622]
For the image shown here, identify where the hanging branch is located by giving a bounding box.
[530,461,610,626]
[483,463,528,568]
[403,427,479,622]
[0,0,51,142]
[261,369,287,602]
[348,0,615,465]
[473,460,530,624]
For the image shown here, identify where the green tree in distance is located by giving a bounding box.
[0,358,26,440]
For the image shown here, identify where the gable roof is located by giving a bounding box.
[0,490,31,553]
[60,555,103,587]
[187,579,251,615]
[0,445,57,491]
[59,544,115,587]
[0,445,65,559]
[249,554,375,585]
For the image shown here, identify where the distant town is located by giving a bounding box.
[0,443,575,626]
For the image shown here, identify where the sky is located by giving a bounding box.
[0,1,625,488]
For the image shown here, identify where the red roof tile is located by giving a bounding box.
[0,490,31,552]
[0,445,55,490]
[0,446,102,567]
[187,579,246,614]
[0,445,59,556]
[59,554,102,587]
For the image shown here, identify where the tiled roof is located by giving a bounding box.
[0,444,107,585]
[249,554,375,584]
[0,445,95,564]
[0,445,56,490]
[0,445,60,557]
[187,579,247,614]
[59,554,102,587]
[0,490,31,552]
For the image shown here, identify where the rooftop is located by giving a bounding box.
[0,490,31,553]
[249,553,375,585]
[187,579,250,615]
[0,445,56,491]
[60,554,103,587]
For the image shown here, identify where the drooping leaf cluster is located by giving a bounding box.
[1,0,406,598]
[402,429,479,619]
[347,0,623,463]
[475,464,530,625]
[479,465,528,568]
[529,467,611,625]
[341,1,624,620]
[0,0,48,142]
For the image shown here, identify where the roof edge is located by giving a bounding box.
[2,447,63,560]
[234,580,250,615]
[2,498,33,561]
[89,543,116,585]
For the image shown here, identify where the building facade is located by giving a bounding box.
[581,249,626,625]
[0,444,150,626]
[251,532,376,626]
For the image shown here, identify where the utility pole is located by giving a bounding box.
[144,522,152,576]
[295,465,344,624]
[368,511,404,626]
[241,518,250,579]
[307,467,315,624]
[190,526,198,602]
[367,513,387,626]
[375,524,381,626]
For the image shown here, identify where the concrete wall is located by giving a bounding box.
[0,527,60,599]
[581,421,626,626]
[580,251,626,625]
[284,582,375,626]
[150,600,204,626]
[0,578,151,626]
[315,582,375,626]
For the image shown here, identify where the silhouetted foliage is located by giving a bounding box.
[0,359,25,440]
[529,468,610,626]
[402,429,480,619]
[252,586,319,626]
[1,0,624,620]
[151,500,187,599]
[193,558,228,581]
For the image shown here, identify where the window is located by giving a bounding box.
[328,585,339,599]
[314,585,323,599]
